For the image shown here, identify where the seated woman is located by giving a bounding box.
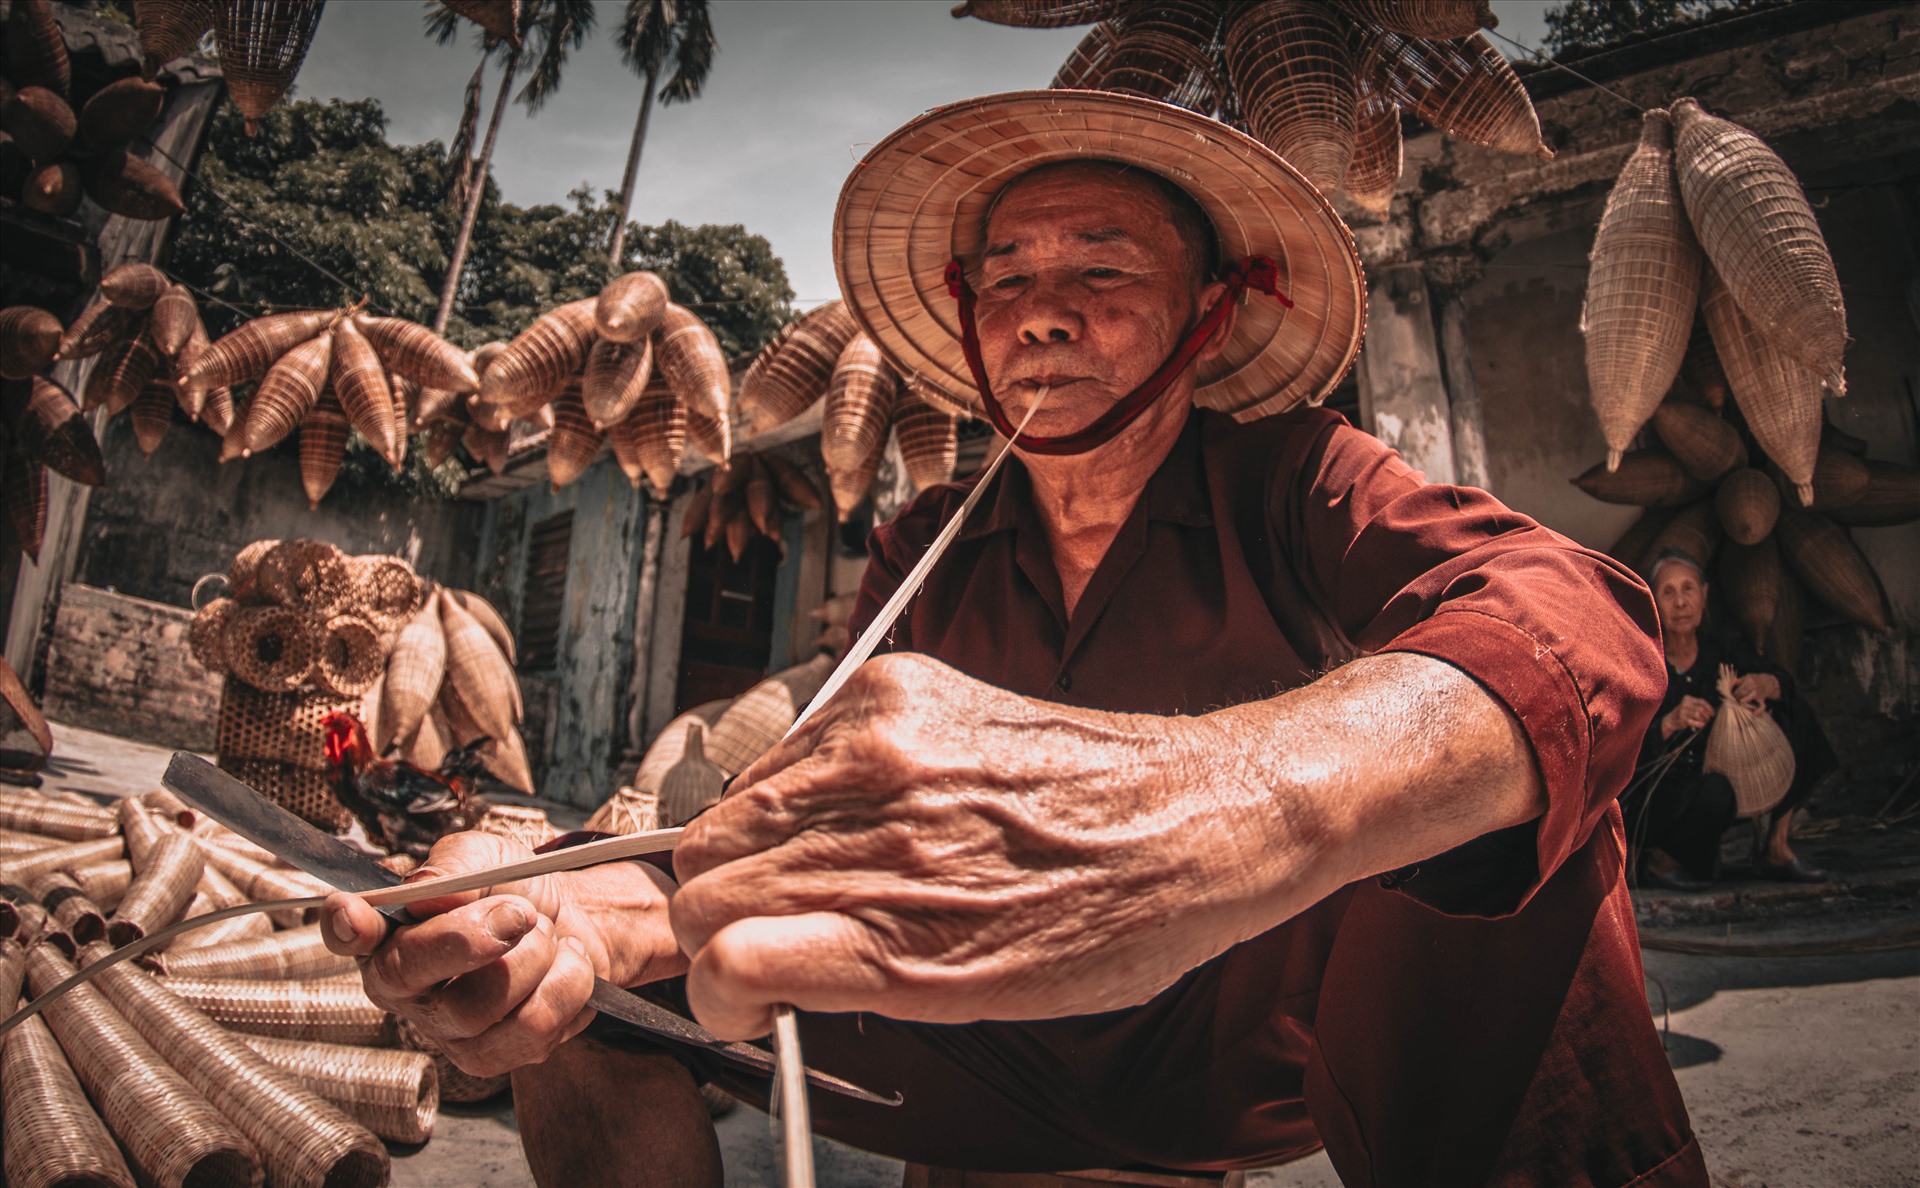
[1626,551,1837,890]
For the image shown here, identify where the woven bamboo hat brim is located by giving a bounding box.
[834,90,1367,423]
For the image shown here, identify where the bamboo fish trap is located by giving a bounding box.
[1672,98,1846,395]
[739,300,861,433]
[609,383,687,497]
[1651,400,1746,482]
[240,1034,438,1146]
[1774,509,1893,634]
[145,923,354,983]
[953,0,1128,27]
[158,974,399,1046]
[1334,0,1494,39]
[481,298,597,416]
[1700,269,1823,506]
[1572,449,1707,507]
[823,334,900,520]
[1703,664,1795,817]
[137,0,215,77]
[656,302,734,429]
[0,306,61,378]
[545,385,604,489]
[1363,27,1551,159]
[583,335,654,428]
[1082,1,1223,111]
[1583,110,1702,470]
[1714,468,1779,547]
[211,0,327,131]
[596,270,670,344]
[1345,60,1403,215]
[1224,0,1357,193]
[2,1011,139,1188]
[892,384,961,492]
[1717,537,1785,656]
[15,376,107,487]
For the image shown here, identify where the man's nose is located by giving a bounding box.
[1016,282,1083,346]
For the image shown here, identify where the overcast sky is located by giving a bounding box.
[297,1,1556,309]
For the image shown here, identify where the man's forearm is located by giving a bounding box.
[1198,651,1547,916]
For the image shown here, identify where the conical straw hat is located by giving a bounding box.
[834,90,1366,423]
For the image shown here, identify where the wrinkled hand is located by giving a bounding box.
[1663,694,1716,737]
[321,832,677,1077]
[670,652,1278,1041]
[1731,672,1781,711]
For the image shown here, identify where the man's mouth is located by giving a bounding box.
[1010,375,1089,392]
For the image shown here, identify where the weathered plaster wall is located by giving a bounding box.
[41,584,218,750]
[78,419,485,607]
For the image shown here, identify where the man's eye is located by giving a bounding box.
[1085,267,1122,279]
[990,275,1027,290]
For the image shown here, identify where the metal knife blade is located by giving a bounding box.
[162,753,899,1106]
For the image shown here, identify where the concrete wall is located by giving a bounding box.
[41,584,217,750]
[77,418,486,609]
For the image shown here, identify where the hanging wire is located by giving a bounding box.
[134,134,395,318]
[1485,27,1648,116]
[154,269,254,324]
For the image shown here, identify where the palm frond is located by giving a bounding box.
[516,0,598,112]
[659,0,714,105]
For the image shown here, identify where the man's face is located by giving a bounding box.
[971,164,1224,441]
[1652,561,1707,637]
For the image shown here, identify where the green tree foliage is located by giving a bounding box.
[1544,0,1790,57]
[166,97,794,494]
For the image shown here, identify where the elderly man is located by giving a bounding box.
[324,93,1704,1186]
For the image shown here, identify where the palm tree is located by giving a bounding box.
[607,0,716,267]
[427,0,598,333]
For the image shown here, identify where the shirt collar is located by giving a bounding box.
[956,409,1215,541]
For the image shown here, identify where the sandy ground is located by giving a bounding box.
[34,721,1916,1186]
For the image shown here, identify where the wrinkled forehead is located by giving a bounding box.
[954,158,1203,264]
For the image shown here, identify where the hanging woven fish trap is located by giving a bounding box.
[1224,0,1358,193]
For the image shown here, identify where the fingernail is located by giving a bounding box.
[405,866,445,884]
[486,902,530,942]
[331,912,356,944]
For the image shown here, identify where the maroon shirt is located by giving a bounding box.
[697,408,1705,1185]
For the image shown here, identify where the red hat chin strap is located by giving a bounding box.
[942,256,1291,457]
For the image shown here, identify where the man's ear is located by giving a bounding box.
[1197,279,1237,362]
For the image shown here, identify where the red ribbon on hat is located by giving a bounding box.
[943,256,1292,456]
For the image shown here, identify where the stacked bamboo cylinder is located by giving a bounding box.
[737,301,969,520]
[2,0,184,221]
[966,0,1542,212]
[0,785,448,1185]
[188,538,532,830]
[1581,100,1849,505]
[467,269,743,499]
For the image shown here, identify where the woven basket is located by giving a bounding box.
[1088,1,1223,112]
[473,803,559,851]
[445,588,516,666]
[149,923,356,981]
[137,0,215,74]
[217,680,357,771]
[1717,537,1785,655]
[893,388,961,492]
[686,403,732,467]
[1703,664,1795,818]
[346,554,422,631]
[228,538,281,597]
[1651,400,1746,482]
[440,0,520,45]
[184,308,337,394]
[0,827,62,855]
[1344,59,1402,214]
[16,375,107,487]
[704,654,835,779]
[823,334,899,520]
[31,870,106,946]
[402,706,452,771]
[438,593,521,745]
[1806,446,1869,511]
[379,591,446,751]
[1333,0,1492,38]
[1224,0,1355,192]
[656,303,733,428]
[0,788,117,839]
[1572,449,1706,507]
[740,300,861,434]
[1364,27,1550,159]
[2,897,52,945]
[1643,499,1720,574]
[463,421,511,474]
[396,1017,509,1104]
[546,385,604,490]
[108,832,204,945]
[239,331,331,455]
[0,839,127,897]
[211,0,326,130]
[1829,460,1920,528]
[148,284,199,358]
[293,392,347,509]
[956,0,1127,26]
[26,945,262,1188]
[2,1011,139,1188]
[626,700,731,800]
[1052,18,1123,88]
[241,1035,438,1145]
[97,262,168,310]
[81,76,166,156]
[1583,110,1702,470]
[188,595,235,675]
[1672,98,1846,394]
[584,785,662,835]
[158,973,397,1045]
[129,381,177,457]
[83,333,164,417]
[316,614,387,698]
[1700,269,1823,506]
[481,298,597,416]
[1774,509,1892,634]
[596,270,670,344]
[256,538,351,613]
[355,315,479,392]
[86,949,391,1187]
[55,298,139,363]
[1714,468,1779,547]
[583,335,655,429]
[330,316,401,465]
[610,384,688,497]
[0,306,61,379]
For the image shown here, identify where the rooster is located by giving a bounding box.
[320,712,491,856]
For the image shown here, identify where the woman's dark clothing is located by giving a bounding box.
[1628,628,1837,877]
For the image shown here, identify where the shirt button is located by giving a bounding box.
[1055,671,1072,692]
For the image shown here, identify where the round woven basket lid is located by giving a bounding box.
[833,89,1368,422]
